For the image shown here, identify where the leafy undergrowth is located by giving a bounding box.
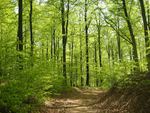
[0,63,66,113]
[1,70,150,113]
[94,72,150,113]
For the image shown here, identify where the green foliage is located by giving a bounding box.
[0,61,65,113]
[0,0,150,112]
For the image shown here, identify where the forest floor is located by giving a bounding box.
[40,87,105,113]
[39,81,150,113]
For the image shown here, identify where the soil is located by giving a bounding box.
[40,81,150,113]
[40,87,105,113]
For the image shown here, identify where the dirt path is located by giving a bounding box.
[39,83,150,113]
[41,87,105,113]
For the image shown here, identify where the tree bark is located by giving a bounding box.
[139,0,150,71]
[17,0,23,51]
[30,0,34,66]
[97,17,102,68]
[17,0,23,69]
[80,31,83,86]
[61,0,69,84]
[75,55,78,86]
[46,36,49,60]
[79,16,83,86]
[146,0,150,31]
[116,7,122,62]
[85,0,90,86]
[70,37,74,86]
[61,0,66,81]
[122,0,139,71]
[51,26,56,59]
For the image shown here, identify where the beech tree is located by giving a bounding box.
[30,0,34,66]
[139,0,150,71]
[85,0,90,86]
[60,0,70,83]
[17,0,23,69]
[122,0,139,71]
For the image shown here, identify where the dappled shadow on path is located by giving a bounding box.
[40,87,105,113]
[40,80,150,113]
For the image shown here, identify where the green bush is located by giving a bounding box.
[0,61,65,113]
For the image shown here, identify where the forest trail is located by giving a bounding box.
[41,87,105,113]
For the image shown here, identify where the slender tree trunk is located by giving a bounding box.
[53,27,56,57]
[0,19,2,42]
[94,41,98,86]
[70,37,74,86]
[66,0,69,38]
[116,0,122,62]
[78,13,84,86]
[61,0,69,84]
[46,36,49,60]
[56,36,61,76]
[57,36,60,62]
[108,44,111,67]
[29,0,34,66]
[75,55,78,86]
[0,19,2,44]
[117,30,121,61]
[51,27,56,59]
[41,43,44,60]
[69,43,72,86]
[85,0,90,86]
[17,0,23,51]
[122,0,139,71]
[24,21,27,57]
[139,0,150,71]
[116,14,122,61]
[97,18,102,68]
[17,0,23,69]
[61,0,66,81]
[0,19,2,75]
[51,28,53,59]
[111,42,115,65]
[146,0,150,31]
[80,32,83,86]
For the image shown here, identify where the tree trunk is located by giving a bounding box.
[46,36,49,60]
[94,41,98,86]
[70,37,74,86]
[51,28,53,59]
[85,0,90,86]
[61,0,66,80]
[53,27,56,57]
[29,0,34,66]
[17,0,23,69]
[97,19,102,68]
[146,0,150,30]
[116,13,122,61]
[0,19,2,75]
[61,0,69,84]
[122,0,139,71]
[57,36,60,63]
[51,26,56,59]
[79,21,83,86]
[139,0,150,71]
[116,0,122,62]
[75,55,78,86]
[80,33,83,86]
[17,0,23,51]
